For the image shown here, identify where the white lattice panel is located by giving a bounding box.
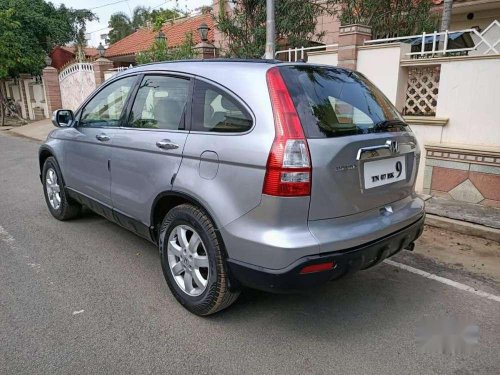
[404,66,440,116]
[471,20,500,55]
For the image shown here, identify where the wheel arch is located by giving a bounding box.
[151,190,239,292]
[150,191,222,243]
[38,145,56,182]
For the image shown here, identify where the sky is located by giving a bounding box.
[51,0,212,46]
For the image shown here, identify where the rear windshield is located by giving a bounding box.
[279,66,409,138]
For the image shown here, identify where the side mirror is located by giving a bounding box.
[52,109,74,128]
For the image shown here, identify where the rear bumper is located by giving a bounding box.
[227,214,424,293]
[220,194,425,270]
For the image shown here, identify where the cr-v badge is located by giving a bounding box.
[335,164,357,172]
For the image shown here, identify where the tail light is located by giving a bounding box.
[263,67,311,197]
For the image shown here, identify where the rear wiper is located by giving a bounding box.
[372,119,407,132]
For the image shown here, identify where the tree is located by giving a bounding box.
[440,0,453,32]
[149,8,185,24]
[0,0,96,77]
[169,32,196,61]
[135,17,195,64]
[215,0,338,58]
[131,6,150,29]
[71,8,98,60]
[108,12,134,44]
[0,9,24,80]
[215,0,437,58]
[335,0,437,38]
[0,9,22,124]
[0,0,95,123]
[108,6,185,45]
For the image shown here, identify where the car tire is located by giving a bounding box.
[42,156,81,221]
[159,204,240,316]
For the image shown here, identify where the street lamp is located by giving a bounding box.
[197,23,209,42]
[97,42,106,57]
[44,54,52,67]
[156,30,166,43]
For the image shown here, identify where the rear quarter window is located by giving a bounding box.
[279,66,409,138]
[191,80,252,133]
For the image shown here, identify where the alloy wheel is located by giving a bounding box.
[45,168,61,210]
[167,225,210,296]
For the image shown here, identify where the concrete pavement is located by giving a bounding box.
[1,132,499,374]
[425,197,500,242]
[6,118,53,141]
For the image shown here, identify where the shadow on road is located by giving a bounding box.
[52,204,466,342]
[77,206,103,220]
[203,265,437,342]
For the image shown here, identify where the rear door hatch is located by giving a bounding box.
[279,65,419,220]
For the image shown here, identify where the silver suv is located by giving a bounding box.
[40,60,424,315]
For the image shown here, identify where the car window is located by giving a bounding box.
[128,75,190,130]
[191,80,252,133]
[79,76,136,127]
[279,66,408,138]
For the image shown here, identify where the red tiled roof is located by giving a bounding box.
[106,13,215,58]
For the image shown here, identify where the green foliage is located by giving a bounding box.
[150,8,185,25]
[334,0,437,38]
[152,14,166,33]
[108,6,185,45]
[0,9,24,79]
[215,0,337,58]
[72,8,98,60]
[216,0,437,58]
[131,6,150,29]
[135,32,195,64]
[108,12,134,44]
[170,32,196,60]
[135,36,168,64]
[0,0,96,79]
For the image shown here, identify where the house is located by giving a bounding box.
[299,2,500,208]
[49,46,100,70]
[290,0,500,53]
[104,12,217,66]
[432,0,500,31]
[103,1,336,63]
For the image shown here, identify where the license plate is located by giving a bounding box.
[364,155,406,189]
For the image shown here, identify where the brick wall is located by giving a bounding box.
[42,67,62,115]
[337,25,372,70]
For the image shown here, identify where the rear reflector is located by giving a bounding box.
[299,262,335,274]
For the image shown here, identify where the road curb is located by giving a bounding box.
[4,130,43,143]
[425,214,500,242]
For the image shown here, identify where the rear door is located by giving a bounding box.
[173,78,262,229]
[279,65,419,220]
[110,74,191,226]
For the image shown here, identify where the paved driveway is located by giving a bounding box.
[1,133,499,374]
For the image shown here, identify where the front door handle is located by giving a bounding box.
[96,133,110,142]
[156,139,179,150]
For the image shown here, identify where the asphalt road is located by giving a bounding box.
[1,132,499,374]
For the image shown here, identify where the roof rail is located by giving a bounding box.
[136,58,284,68]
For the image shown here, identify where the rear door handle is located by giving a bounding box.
[156,139,179,150]
[96,133,110,142]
